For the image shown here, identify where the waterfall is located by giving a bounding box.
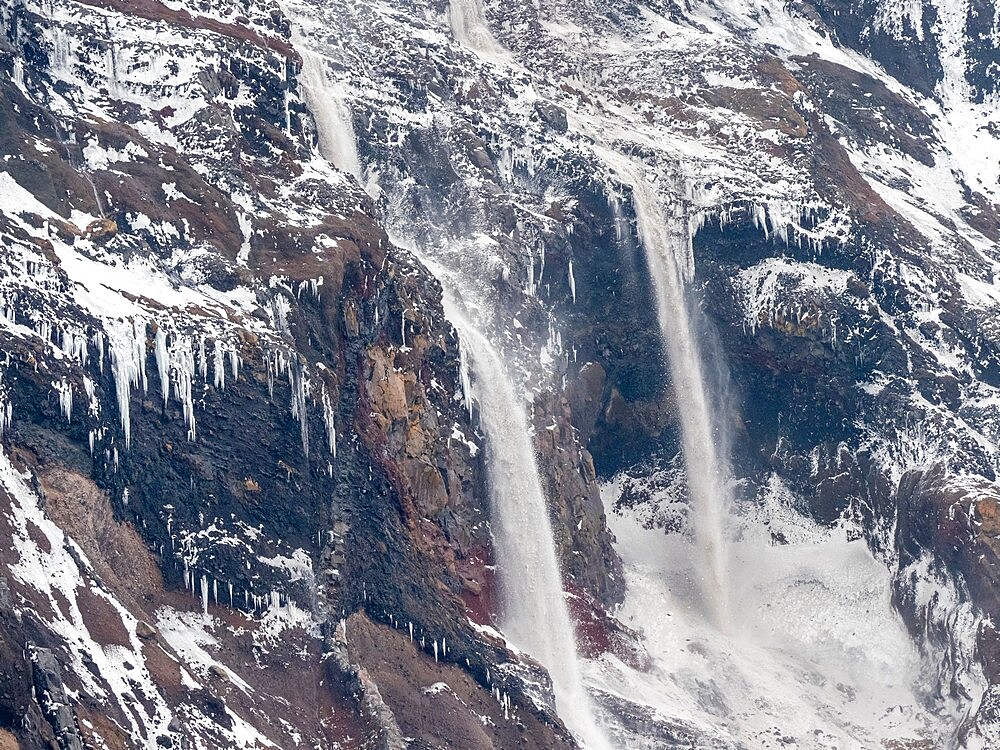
[296,47,363,179]
[419,257,612,750]
[447,0,505,58]
[625,169,734,630]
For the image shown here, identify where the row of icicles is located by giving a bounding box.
[0,312,340,462]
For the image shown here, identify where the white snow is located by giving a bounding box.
[589,474,974,749]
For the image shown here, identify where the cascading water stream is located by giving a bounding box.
[447,0,506,58]
[283,11,611,744]
[294,44,363,179]
[413,256,613,750]
[621,167,734,631]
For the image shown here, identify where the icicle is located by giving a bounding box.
[568,258,576,303]
[271,294,291,333]
[213,340,226,390]
[155,327,169,407]
[61,328,88,365]
[322,385,337,456]
[92,330,106,374]
[175,336,197,441]
[289,360,310,457]
[157,333,198,440]
[198,336,208,380]
[82,375,98,417]
[0,296,12,325]
[0,370,10,438]
[107,319,148,448]
[53,378,72,422]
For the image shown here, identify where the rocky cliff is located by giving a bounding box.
[0,0,590,746]
[1,0,999,748]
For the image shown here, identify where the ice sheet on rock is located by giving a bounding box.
[156,608,256,695]
[735,258,852,338]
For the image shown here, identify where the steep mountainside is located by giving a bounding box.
[1,0,999,748]
[0,1,588,746]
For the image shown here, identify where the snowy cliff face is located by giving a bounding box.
[284,0,1000,745]
[0,1,583,748]
[1,0,1000,748]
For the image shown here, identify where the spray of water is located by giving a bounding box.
[291,6,608,733]
[621,166,733,630]
[415,253,612,750]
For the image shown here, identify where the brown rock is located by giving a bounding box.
[76,584,131,647]
[369,349,411,421]
[344,302,360,338]
[83,218,118,243]
[0,728,19,750]
[406,461,449,517]
[344,613,575,750]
